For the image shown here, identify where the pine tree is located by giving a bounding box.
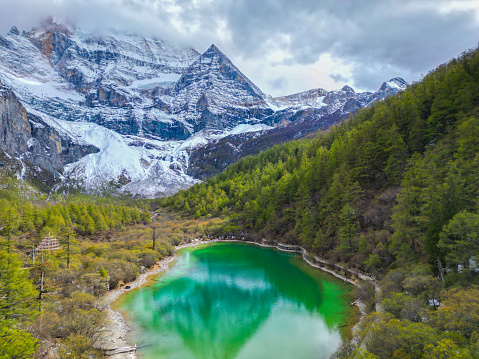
[0,251,38,323]
[337,204,359,255]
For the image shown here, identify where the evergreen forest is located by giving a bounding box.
[162,46,479,358]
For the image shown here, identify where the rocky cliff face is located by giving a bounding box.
[165,44,274,132]
[0,81,98,184]
[0,83,31,156]
[0,18,406,196]
[27,115,99,174]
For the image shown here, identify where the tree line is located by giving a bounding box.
[0,181,151,241]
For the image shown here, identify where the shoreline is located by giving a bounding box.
[100,241,215,358]
[220,239,371,338]
[101,239,375,357]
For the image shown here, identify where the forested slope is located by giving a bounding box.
[162,46,479,358]
[0,171,231,357]
[164,46,479,277]
[0,177,156,358]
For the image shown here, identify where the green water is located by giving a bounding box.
[117,243,355,359]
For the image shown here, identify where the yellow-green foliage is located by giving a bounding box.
[0,187,151,244]
[151,210,226,245]
[0,188,185,358]
[355,286,479,359]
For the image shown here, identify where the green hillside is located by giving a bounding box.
[164,46,479,277]
[162,47,479,358]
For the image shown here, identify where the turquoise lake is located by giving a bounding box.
[117,243,356,359]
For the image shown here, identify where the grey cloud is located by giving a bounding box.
[222,0,479,89]
[268,76,288,92]
[330,73,350,83]
[0,0,478,91]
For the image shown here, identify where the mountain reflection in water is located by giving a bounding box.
[119,243,353,359]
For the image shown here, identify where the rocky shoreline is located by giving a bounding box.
[100,255,176,358]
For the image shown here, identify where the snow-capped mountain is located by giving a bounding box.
[0,18,406,197]
[0,17,200,139]
[268,79,407,127]
[274,88,329,108]
[371,77,408,102]
[166,44,273,132]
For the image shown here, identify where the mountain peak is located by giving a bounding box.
[201,43,229,61]
[341,85,355,93]
[389,77,407,84]
[172,43,269,132]
[380,77,407,91]
[9,26,19,35]
[177,43,256,93]
[206,43,221,53]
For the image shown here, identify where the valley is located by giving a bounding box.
[1,9,479,359]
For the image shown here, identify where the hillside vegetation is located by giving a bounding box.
[165,47,479,275]
[0,179,152,357]
[163,47,479,358]
[0,182,147,356]
[0,172,231,358]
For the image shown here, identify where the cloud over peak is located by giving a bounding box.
[1,0,478,95]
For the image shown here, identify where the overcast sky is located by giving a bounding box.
[1,0,479,96]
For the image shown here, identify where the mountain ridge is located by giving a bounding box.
[0,18,406,196]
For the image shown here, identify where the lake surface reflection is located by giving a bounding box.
[118,243,354,359]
